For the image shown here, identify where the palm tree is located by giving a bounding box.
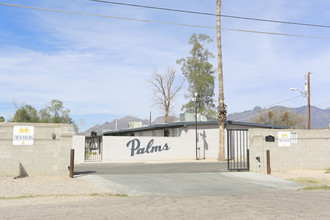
[217,0,227,161]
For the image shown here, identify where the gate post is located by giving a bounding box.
[266,150,271,174]
[69,149,75,178]
[247,149,250,171]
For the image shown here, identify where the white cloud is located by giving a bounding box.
[1,0,330,130]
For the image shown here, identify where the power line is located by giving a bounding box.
[221,28,330,40]
[0,3,214,29]
[235,95,303,121]
[1,3,330,40]
[263,95,304,109]
[90,0,330,29]
[272,108,306,126]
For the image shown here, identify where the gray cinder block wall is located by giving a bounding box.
[0,122,73,176]
[249,129,330,173]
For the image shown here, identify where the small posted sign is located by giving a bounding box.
[291,132,298,144]
[278,132,290,147]
[13,126,34,145]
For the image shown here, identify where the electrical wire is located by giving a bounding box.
[90,0,330,29]
[272,108,306,126]
[234,95,303,122]
[1,3,330,40]
[262,95,304,109]
[0,3,214,29]
[221,28,330,40]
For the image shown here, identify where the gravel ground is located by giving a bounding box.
[0,176,116,198]
[1,190,330,219]
[1,171,330,219]
[271,169,330,187]
[1,169,329,198]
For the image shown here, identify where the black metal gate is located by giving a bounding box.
[227,129,249,171]
[85,135,103,162]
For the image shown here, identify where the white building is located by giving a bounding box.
[73,121,283,164]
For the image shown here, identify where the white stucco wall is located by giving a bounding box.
[102,136,197,162]
[72,127,221,163]
[72,135,85,163]
[183,124,220,160]
[73,124,256,163]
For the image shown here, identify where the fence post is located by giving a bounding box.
[69,149,75,178]
[247,149,250,171]
[266,150,271,174]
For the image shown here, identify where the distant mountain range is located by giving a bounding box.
[227,105,330,129]
[83,115,178,135]
[83,105,330,135]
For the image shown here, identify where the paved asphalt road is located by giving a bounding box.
[75,162,301,196]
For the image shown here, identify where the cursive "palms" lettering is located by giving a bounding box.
[126,139,170,157]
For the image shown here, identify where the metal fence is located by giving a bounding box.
[227,129,249,171]
[85,135,103,162]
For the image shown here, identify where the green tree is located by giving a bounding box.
[251,109,306,129]
[0,116,5,122]
[10,100,78,132]
[40,99,79,132]
[40,99,73,123]
[177,33,216,119]
[39,108,52,123]
[12,105,40,122]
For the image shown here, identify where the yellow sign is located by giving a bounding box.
[13,126,34,145]
[278,132,291,147]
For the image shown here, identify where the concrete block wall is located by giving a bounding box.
[0,122,73,176]
[249,129,330,173]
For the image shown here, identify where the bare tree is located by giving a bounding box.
[252,109,306,129]
[217,0,227,161]
[149,67,184,123]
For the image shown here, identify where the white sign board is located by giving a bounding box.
[278,132,290,147]
[13,126,34,145]
[291,132,298,144]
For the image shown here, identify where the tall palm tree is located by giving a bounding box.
[217,0,227,161]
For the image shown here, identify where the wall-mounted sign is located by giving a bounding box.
[291,132,298,144]
[265,135,275,142]
[13,126,34,145]
[278,132,290,147]
[126,139,170,157]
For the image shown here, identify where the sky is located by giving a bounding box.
[0,0,330,131]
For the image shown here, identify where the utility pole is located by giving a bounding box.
[217,0,227,161]
[290,72,311,129]
[307,72,311,130]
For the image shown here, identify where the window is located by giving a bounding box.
[164,129,170,137]
[173,128,180,137]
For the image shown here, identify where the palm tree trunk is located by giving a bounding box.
[217,0,227,161]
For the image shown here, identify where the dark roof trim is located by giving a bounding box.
[227,120,286,129]
[103,120,284,135]
[104,122,185,135]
